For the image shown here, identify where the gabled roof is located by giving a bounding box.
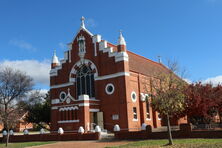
[71,17,93,43]
[127,51,170,77]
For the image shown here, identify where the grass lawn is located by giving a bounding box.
[0,141,55,148]
[108,139,222,148]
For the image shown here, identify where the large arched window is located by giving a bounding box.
[76,65,95,98]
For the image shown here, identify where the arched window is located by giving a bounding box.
[76,65,95,98]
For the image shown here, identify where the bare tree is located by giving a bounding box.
[150,60,187,145]
[0,67,33,147]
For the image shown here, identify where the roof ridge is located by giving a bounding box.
[106,41,169,71]
[127,50,161,66]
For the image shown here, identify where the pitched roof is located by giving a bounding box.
[127,51,170,77]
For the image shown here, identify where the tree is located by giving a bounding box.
[185,82,222,124]
[150,61,187,145]
[0,67,33,147]
[24,91,51,130]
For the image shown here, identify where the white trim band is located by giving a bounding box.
[95,72,129,81]
[58,120,80,123]
[50,82,73,89]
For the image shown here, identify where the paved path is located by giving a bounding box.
[29,140,131,148]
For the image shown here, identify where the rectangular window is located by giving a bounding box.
[133,107,137,119]
[146,100,151,119]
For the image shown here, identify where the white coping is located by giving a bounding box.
[58,120,80,123]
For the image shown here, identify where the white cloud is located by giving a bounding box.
[0,60,50,86]
[86,18,97,28]
[59,42,66,50]
[183,78,192,84]
[202,75,222,86]
[9,39,37,52]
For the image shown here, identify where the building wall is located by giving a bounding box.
[50,29,130,132]
[50,27,187,132]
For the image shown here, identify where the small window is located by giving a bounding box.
[60,92,66,101]
[131,91,137,102]
[105,83,115,95]
[133,107,137,120]
[158,113,161,120]
[146,99,151,119]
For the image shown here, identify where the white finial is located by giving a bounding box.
[118,30,126,45]
[52,49,60,64]
[81,16,85,29]
[158,56,162,63]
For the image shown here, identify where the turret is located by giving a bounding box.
[117,30,127,52]
[51,50,60,68]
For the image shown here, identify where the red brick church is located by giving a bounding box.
[50,17,186,132]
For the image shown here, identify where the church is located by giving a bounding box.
[50,17,186,132]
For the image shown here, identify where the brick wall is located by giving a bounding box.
[114,124,222,139]
[0,132,100,143]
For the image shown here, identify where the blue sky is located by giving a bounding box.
[0,0,222,89]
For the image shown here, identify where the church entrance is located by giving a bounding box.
[90,112,104,131]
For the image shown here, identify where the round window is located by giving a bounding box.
[105,83,115,95]
[60,92,66,101]
[131,91,137,102]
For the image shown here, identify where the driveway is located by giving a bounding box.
[29,140,131,148]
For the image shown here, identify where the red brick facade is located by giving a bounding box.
[50,18,187,132]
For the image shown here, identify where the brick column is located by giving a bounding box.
[78,95,90,132]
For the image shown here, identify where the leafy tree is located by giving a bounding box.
[150,61,187,145]
[0,67,33,147]
[185,82,222,124]
[25,91,50,130]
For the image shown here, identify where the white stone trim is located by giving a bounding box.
[95,72,129,81]
[89,109,100,112]
[158,113,162,120]
[59,91,66,101]
[58,120,79,123]
[51,102,99,109]
[78,103,90,106]
[69,59,98,81]
[115,52,129,62]
[59,106,79,111]
[51,99,60,105]
[50,82,73,89]
[51,106,58,110]
[133,119,138,122]
[92,35,101,57]
[78,95,89,100]
[131,91,137,102]
[98,40,128,63]
[105,83,115,95]
[51,72,129,89]
[69,78,75,82]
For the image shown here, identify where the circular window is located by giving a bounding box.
[105,83,115,95]
[131,91,137,102]
[60,92,66,101]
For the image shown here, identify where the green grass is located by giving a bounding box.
[108,139,222,148]
[0,141,55,148]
